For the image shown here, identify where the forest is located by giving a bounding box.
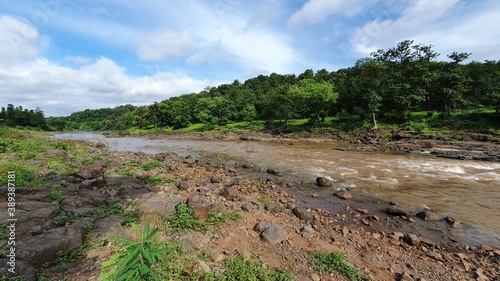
[34,41,500,134]
[0,104,48,130]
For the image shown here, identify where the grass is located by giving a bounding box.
[60,199,139,226]
[143,175,174,186]
[256,195,275,204]
[141,161,164,171]
[309,250,370,281]
[165,204,241,233]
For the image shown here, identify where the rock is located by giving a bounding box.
[17,224,86,268]
[416,211,443,221]
[316,177,333,187]
[260,224,288,245]
[372,233,381,239]
[481,245,493,252]
[0,259,36,281]
[301,226,314,238]
[474,269,489,281]
[264,203,284,213]
[356,208,369,214]
[311,273,321,281]
[462,260,474,271]
[241,202,254,212]
[46,150,66,157]
[75,161,106,180]
[386,205,412,216]
[445,216,461,227]
[403,233,421,246]
[138,193,182,216]
[426,251,443,261]
[254,221,274,232]
[311,193,320,198]
[189,204,212,223]
[398,272,415,281]
[177,180,191,190]
[0,201,61,235]
[292,207,313,221]
[218,187,241,201]
[287,203,298,210]
[390,232,404,241]
[334,191,352,200]
[266,168,283,176]
[210,176,223,183]
[30,225,43,236]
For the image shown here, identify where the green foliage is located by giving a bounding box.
[60,199,138,226]
[309,250,370,281]
[203,254,296,281]
[1,104,48,130]
[165,204,240,233]
[103,222,166,281]
[143,176,174,186]
[141,161,164,171]
[165,204,203,231]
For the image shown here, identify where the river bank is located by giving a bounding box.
[1,130,499,280]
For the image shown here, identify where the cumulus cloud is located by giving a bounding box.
[288,0,377,27]
[135,30,194,61]
[64,55,92,64]
[0,57,210,116]
[0,15,49,65]
[350,0,460,55]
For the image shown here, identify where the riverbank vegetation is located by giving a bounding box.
[41,40,499,137]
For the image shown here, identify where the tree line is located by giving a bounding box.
[46,40,500,132]
[1,104,48,129]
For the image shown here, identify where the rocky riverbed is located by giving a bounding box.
[1,138,499,280]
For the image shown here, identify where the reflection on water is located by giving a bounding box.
[55,132,500,245]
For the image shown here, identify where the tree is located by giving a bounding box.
[288,78,338,127]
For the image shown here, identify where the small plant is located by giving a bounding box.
[203,254,296,281]
[141,161,164,171]
[46,185,63,203]
[309,250,370,281]
[103,222,166,281]
[256,195,275,204]
[143,176,174,187]
[165,204,202,231]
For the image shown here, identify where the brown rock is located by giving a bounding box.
[356,208,369,214]
[403,233,420,246]
[481,245,493,252]
[334,191,352,200]
[316,177,333,187]
[386,205,412,216]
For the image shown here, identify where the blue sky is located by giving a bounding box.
[1,0,499,116]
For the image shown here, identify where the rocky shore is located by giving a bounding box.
[1,139,499,280]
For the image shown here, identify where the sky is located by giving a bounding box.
[1,0,499,117]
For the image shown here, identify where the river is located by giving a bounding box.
[54,132,500,247]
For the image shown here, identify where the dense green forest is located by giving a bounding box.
[44,40,500,134]
[0,104,48,129]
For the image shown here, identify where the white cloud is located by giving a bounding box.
[288,0,377,27]
[0,57,210,116]
[350,0,459,55]
[0,15,49,65]
[64,55,92,64]
[135,30,194,61]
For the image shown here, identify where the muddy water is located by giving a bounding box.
[55,133,500,246]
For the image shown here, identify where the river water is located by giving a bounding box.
[55,133,500,247]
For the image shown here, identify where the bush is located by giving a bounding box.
[309,250,370,281]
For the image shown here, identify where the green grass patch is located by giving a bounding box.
[143,176,174,187]
[165,204,240,233]
[141,161,164,171]
[309,250,370,281]
[256,195,275,204]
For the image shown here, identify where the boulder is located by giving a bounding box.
[218,187,241,201]
[254,221,274,232]
[138,193,182,216]
[386,205,412,217]
[17,223,87,268]
[402,233,420,246]
[177,180,191,190]
[316,177,333,187]
[75,161,106,180]
[416,210,443,221]
[334,191,352,200]
[264,203,284,213]
[0,259,36,281]
[0,201,61,235]
[292,207,313,221]
[260,224,288,245]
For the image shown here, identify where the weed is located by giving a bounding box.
[203,254,296,281]
[256,195,275,204]
[165,204,201,231]
[143,176,174,187]
[309,250,370,281]
[102,222,166,281]
[46,185,63,203]
[141,161,163,171]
